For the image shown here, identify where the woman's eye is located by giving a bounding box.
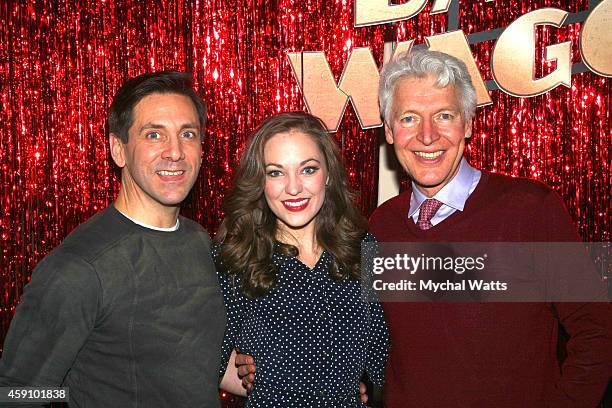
[302,166,319,175]
[266,170,283,177]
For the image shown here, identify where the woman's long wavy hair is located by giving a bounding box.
[215,112,368,298]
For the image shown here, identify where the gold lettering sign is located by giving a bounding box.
[426,31,492,106]
[580,0,611,77]
[336,48,382,129]
[430,0,452,14]
[287,35,494,132]
[287,48,381,131]
[355,0,454,27]
[290,3,611,131]
[390,40,415,58]
[491,8,571,97]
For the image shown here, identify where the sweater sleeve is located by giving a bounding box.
[550,302,612,408]
[539,190,612,407]
[0,251,100,407]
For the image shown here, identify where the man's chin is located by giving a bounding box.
[159,201,184,208]
[155,183,196,205]
[411,175,450,195]
[160,197,189,207]
[156,191,192,207]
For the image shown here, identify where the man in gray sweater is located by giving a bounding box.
[0,71,227,407]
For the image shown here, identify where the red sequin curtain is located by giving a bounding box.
[1,0,609,344]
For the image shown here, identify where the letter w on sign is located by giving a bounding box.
[286,49,382,132]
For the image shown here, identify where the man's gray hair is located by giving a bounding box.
[379,50,477,126]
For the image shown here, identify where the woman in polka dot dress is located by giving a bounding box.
[214,111,389,407]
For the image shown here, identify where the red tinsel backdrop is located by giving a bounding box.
[0,0,609,353]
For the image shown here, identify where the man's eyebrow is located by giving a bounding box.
[180,122,200,130]
[139,123,165,132]
[138,123,200,132]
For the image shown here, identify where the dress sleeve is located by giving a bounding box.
[362,234,390,387]
[213,246,247,379]
[366,301,389,387]
[0,252,100,407]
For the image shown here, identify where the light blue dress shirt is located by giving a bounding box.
[409,158,481,227]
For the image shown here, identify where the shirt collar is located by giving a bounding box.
[118,210,180,231]
[409,158,480,218]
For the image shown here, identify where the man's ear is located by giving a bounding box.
[109,133,126,168]
[464,120,473,139]
[384,124,395,145]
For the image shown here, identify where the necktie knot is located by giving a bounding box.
[417,198,443,230]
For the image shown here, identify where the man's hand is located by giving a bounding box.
[234,352,256,393]
[360,381,368,404]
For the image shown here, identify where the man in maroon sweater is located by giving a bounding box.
[371,50,611,407]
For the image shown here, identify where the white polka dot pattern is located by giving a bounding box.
[214,234,389,407]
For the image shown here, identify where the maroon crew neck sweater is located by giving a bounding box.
[369,171,611,408]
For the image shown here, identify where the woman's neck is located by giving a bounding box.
[276,224,322,268]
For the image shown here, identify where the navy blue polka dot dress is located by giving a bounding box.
[214,234,389,407]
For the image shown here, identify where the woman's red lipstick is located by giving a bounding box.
[282,198,309,212]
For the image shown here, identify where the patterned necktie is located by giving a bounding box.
[417,198,443,230]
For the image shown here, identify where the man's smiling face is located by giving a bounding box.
[110,92,202,212]
[385,74,472,197]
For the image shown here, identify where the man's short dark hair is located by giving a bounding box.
[108,71,207,143]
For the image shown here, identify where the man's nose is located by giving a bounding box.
[417,118,439,145]
[162,136,185,161]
